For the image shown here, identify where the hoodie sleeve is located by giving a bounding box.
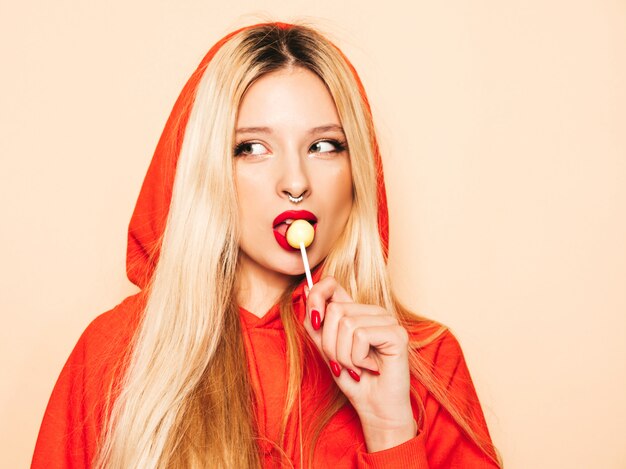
[31,328,94,469]
[31,297,139,469]
[356,330,499,469]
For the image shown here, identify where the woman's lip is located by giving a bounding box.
[272,210,318,228]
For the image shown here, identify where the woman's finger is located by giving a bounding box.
[318,300,347,372]
[320,304,395,378]
[351,324,410,372]
[318,301,390,349]
[305,276,352,330]
[302,299,390,377]
[335,315,397,375]
[319,303,389,363]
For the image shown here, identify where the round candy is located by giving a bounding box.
[286,219,315,249]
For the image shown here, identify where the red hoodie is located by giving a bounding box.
[32,22,499,468]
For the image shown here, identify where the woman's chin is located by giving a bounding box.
[238,244,324,280]
[274,263,308,278]
[271,254,320,279]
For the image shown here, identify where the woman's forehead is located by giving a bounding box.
[235,68,342,133]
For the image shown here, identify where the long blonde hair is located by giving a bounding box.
[95,23,501,468]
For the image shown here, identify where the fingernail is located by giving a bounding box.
[367,369,380,376]
[348,369,361,382]
[311,309,321,330]
[329,360,341,377]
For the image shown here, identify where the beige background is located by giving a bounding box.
[1,1,625,468]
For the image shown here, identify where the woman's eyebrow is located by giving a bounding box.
[235,124,345,135]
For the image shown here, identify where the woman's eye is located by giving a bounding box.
[309,140,346,154]
[235,140,346,157]
[234,142,269,157]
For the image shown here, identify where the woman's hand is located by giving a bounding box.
[303,276,417,452]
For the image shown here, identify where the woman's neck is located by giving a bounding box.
[235,253,293,318]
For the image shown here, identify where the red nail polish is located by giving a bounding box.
[311,309,321,330]
[329,360,341,377]
[367,369,381,376]
[348,369,361,382]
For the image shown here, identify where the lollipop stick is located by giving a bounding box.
[299,242,313,290]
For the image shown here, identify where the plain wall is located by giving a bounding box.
[1,1,625,468]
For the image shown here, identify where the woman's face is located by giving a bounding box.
[234,67,353,282]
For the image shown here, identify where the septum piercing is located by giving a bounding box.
[288,194,304,204]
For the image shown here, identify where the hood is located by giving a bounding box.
[126,22,389,289]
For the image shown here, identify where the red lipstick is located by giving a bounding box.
[272,210,318,252]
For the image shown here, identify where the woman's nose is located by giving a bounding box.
[277,151,310,203]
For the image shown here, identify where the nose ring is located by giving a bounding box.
[288,194,304,204]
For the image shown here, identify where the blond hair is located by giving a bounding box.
[95,23,501,468]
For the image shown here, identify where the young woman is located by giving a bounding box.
[32,22,502,468]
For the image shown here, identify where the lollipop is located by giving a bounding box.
[286,219,315,249]
[286,219,315,288]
